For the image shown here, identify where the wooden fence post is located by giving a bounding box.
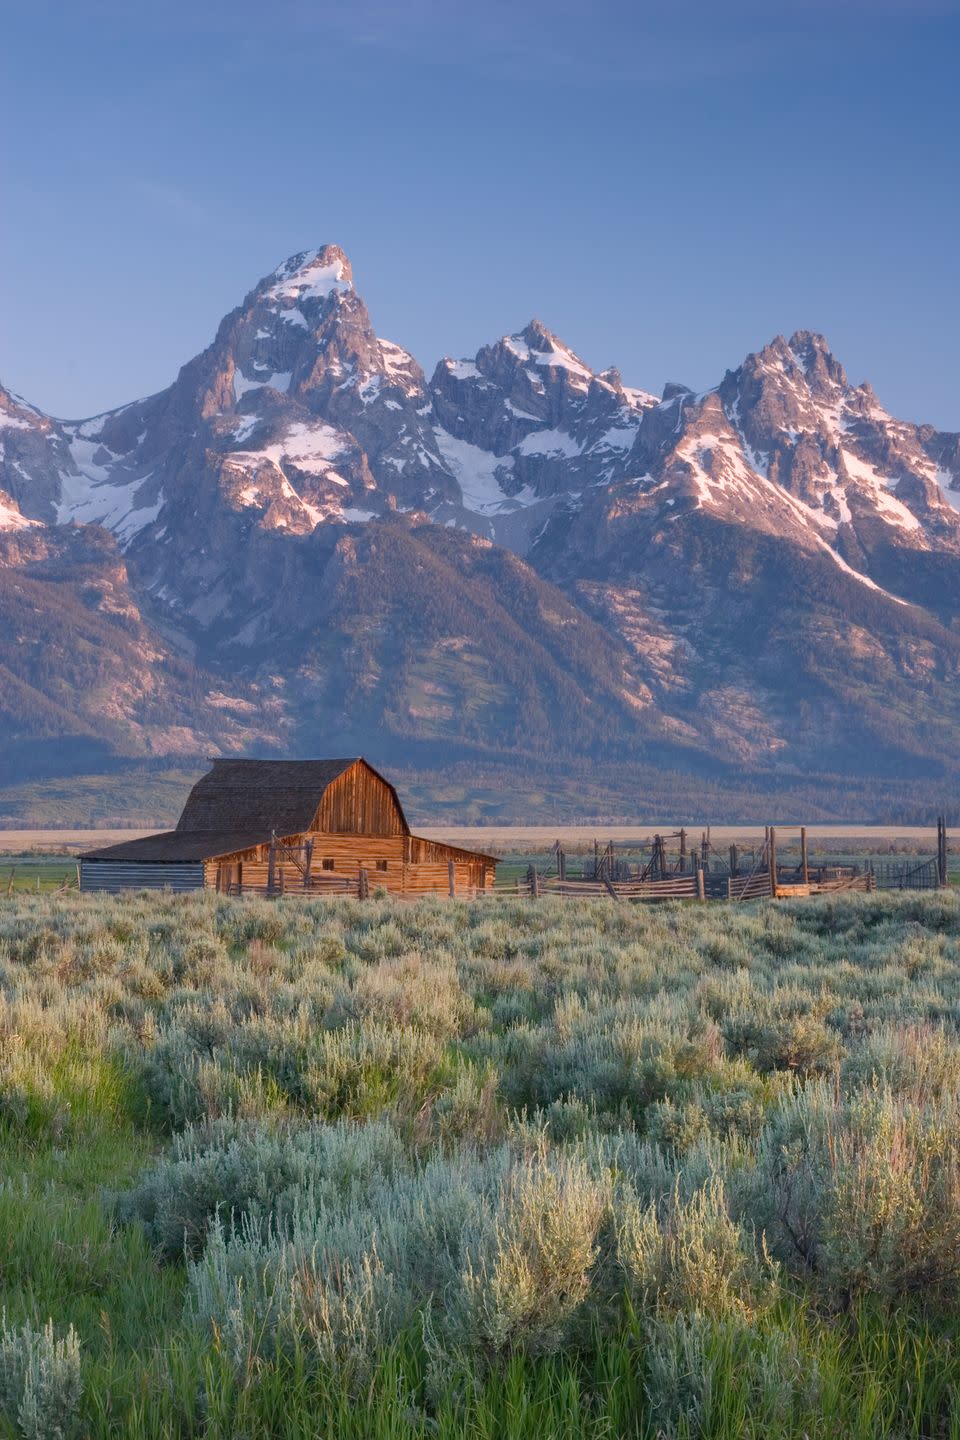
[358,867,369,900]
[531,867,540,899]
[938,817,948,888]
[696,863,706,902]
[729,844,738,878]
[768,827,778,897]
[679,828,687,872]
[304,840,314,891]
[557,845,566,883]
[267,834,276,897]
[448,861,456,897]
[800,827,809,886]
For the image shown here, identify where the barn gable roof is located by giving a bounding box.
[175,758,395,835]
[81,830,272,863]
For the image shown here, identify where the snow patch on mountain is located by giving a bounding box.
[621,385,659,410]
[229,415,261,443]
[840,449,923,533]
[266,250,351,304]
[0,411,35,432]
[433,429,519,513]
[234,370,291,400]
[820,541,908,604]
[377,339,421,392]
[517,428,582,458]
[58,465,163,543]
[530,338,592,383]
[228,421,349,477]
[597,424,640,452]
[932,469,960,509]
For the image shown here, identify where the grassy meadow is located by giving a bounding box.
[3,888,960,1437]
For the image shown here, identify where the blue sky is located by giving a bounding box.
[2,0,958,426]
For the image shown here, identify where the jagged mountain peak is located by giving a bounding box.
[787,329,848,388]
[745,330,848,395]
[787,328,831,358]
[661,381,694,402]
[509,321,594,381]
[519,317,561,346]
[4,250,960,803]
[261,244,353,302]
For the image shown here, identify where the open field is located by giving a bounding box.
[4,888,960,1437]
[0,859,77,893]
[0,823,948,855]
[0,830,153,853]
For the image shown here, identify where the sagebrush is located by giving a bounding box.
[3,888,960,1437]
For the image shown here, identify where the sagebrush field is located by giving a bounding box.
[3,890,960,1438]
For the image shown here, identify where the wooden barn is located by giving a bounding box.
[79,758,497,897]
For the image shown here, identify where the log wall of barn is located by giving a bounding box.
[206,832,494,894]
[313,766,408,836]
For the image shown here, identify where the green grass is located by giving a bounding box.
[4,889,960,1436]
[0,858,77,893]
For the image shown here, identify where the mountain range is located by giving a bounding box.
[2,243,959,823]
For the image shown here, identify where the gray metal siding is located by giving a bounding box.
[80,860,206,893]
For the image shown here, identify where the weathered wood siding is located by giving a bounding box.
[313,763,408,836]
[81,860,205,893]
[207,832,495,895]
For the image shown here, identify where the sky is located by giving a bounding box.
[2,0,958,427]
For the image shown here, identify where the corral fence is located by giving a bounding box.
[226,850,492,902]
[2,820,951,906]
[504,819,951,905]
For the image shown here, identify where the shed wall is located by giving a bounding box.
[81,861,206,893]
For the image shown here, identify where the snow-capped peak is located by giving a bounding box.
[786,330,848,389]
[518,320,593,381]
[265,245,353,305]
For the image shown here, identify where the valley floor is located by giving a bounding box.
[3,890,960,1438]
[0,822,947,854]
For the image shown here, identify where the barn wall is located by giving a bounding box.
[81,861,205,893]
[209,832,494,895]
[314,764,407,836]
[409,836,496,866]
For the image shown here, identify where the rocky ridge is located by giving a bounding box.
[3,245,960,800]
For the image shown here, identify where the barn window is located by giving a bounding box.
[322,858,335,870]
[376,860,388,871]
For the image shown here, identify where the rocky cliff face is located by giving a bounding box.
[0,516,284,778]
[427,319,657,551]
[4,246,960,800]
